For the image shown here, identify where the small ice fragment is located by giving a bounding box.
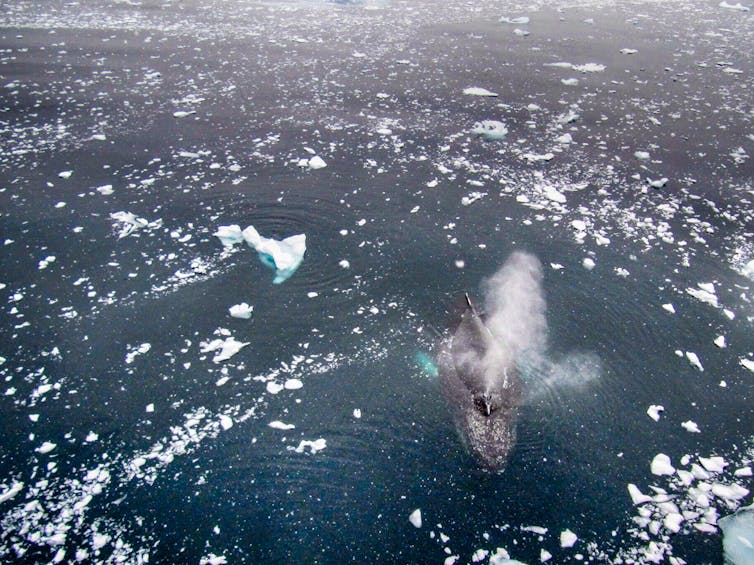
[242,226,306,284]
[740,358,754,372]
[651,453,676,476]
[628,483,653,505]
[92,533,110,550]
[735,467,753,477]
[647,405,664,421]
[664,513,684,533]
[307,291,319,298]
[540,549,553,562]
[543,186,566,203]
[686,283,718,307]
[685,351,704,371]
[462,192,487,206]
[662,303,676,314]
[173,110,196,118]
[499,16,530,24]
[200,337,249,363]
[556,133,573,144]
[0,481,24,503]
[308,156,327,169]
[634,151,650,160]
[719,1,750,11]
[714,335,726,348]
[560,529,578,548]
[471,120,508,140]
[700,456,727,473]
[572,63,606,73]
[95,184,114,195]
[513,28,529,36]
[291,438,327,454]
[145,403,154,413]
[620,48,638,54]
[682,420,701,433]
[353,408,362,419]
[713,484,750,502]
[213,224,244,246]
[199,554,228,565]
[36,441,57,454]
[455,259,465,269]
[471,549,488,562]
[561,78,579,86]
[85,431,98,442]
[409,508,422,528]
[266,382,284,394]
[268,421,295,430]
[229,303,253,319]
[58,170,73,179]
[463,87,498,97]
[550,263,564,270]
[582,258,595,271]
[284,378,303,390]
[720,504,754,565]
[648,177,669,189]
[339,259,351,269]
[219,415,233,430]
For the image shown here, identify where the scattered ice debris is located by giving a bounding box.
[463,87,498,97]
[172,110,196,118]
[269,421,295,430]
[199,554,228,565]
[95,184,114,195]
[685,351,704,372]
[651,453,676,476]
[714,335,727,348]
[560,529,578,548]
[471,548,489,562]
[719,1,750,11]
[36,441,57,455]
[109,211,161,238]
[213,224,244,246]
[229,303,253,319]
[542,185,566,203]
[741,259,754,280]
[200,336,249,363]
[409,508,422,528]
[471,120,508,140]
[353,408,362,419]
[571,63,606,73]
[740,358,754,372]
[284,378,303,390]
[647,405,665,422]
[58,170,72,179]
[620,48,638,54]
[125,343,151,364]
[662,303,676,314]
[686,283,719,308]
[682,420,701,433]
[720,504,754,565]
[499,16,529,24]
[647,177,669,189]
[555,132,573,144]
[522,152,555,163]
[38,256,56,270]
[582,258,596,271]
[289,438,327,454]
[462,192,487,206]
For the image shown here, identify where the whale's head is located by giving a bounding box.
[473,393,498,417]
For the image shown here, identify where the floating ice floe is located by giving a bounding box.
[647,405,664,421]
[513,28,529,36]
[298,155,327,170]
[125,343,151,364]
[682,420,701,433]
[499,16,529,24]
[647,177,669,189]
[651,453,676,476]
[409,508,422,528]
[662,303,676,314]
[719,1,750,11]
[522,152,555,163]
[741,259,754,280]
[556,133,573,144]
[463,87,498,97]
[572,63,606,73]
[200,336,249,363]
[714,335,727,348]
[686,282,719,308]
[620,48,638,54]
[560,529,578,548]
[229,303,253,319]
[462,192,487,206]
[582,258,596,270]
[215,225,307,284]
[172,110,196,118]
[0,482,24,504]
[95,184,114,195]
[58,170,72,179]
[268,421,295,430]
[471,120,508,140]
[110,211,162,238]
[740,358,754,372]
[199,554,228,565]
[289,438,327,454]
[353,408,362,419]
[36,441,57,455]
[720,504,754,564]
[685,351,704,372]
[634,151,650,160]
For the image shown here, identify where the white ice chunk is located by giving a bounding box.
[582,258,596,271]
[499,16,530,24]
[719,1,750,11]
[471,120,508,140]
[463,87,498,97]
[647,405,664,421]
[266,382,284,394]
[353,408,362,419]
[628,484,653,505]
[199,554,228,565]
[560,529,578,547]
[663,513,684,533]
[219,415,233,430]
[542,186,566,203]
[648,177,669,189]
[307,156,327,170]
[242,226,306,284]
[556,133,573,144]
[229,303,253,319]
[634,151,650,160]
[714,335,727,348]
[685,351,704,371]
[651,453,676,476]
[268,421,295,430]
[95,184,114,195]
[682,420,701,433]
[200,337,249,363]
[471,549,488,562]
[36,441,57,454]
[700,456,727,473]
[561,78,579,86]
[713,484,750,502]
[214,224,244,246]
[290,438,327,454]
[0,481,24,503]
[571,63,606,73]
[409,508,422,528]
[284,378,303,390]
[662,303,676,314]
[740,358,754,372]
[92,533,110,550]
[720,504,754,565]
[173,110,196,118]
[620,48,638,54]
[686,284,718,307]
[58,170,73,179]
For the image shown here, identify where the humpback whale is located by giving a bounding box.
[438,252,545,470]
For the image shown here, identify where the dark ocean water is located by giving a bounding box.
[0,0,753,563]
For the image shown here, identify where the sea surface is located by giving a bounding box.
[0,0,753,563]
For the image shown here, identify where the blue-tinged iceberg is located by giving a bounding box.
[720,504,754,565]
[213,224,306,284]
